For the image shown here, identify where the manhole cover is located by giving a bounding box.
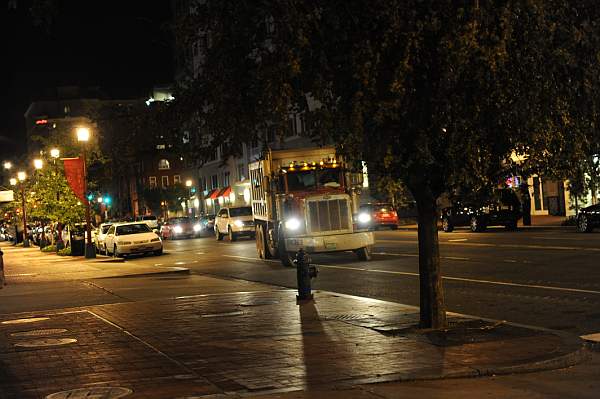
[14,338,77,348]
[11,328,68,337]
[239,299,280,307]
[46,387,133,399]
[200,311,243,318]
[1,317,50,325]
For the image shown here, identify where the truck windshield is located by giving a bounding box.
[285,168,341,191]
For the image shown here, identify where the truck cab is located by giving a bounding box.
[250,147,375,266]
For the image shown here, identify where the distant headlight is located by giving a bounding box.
[173,225,183,234]
[357,213,371,223]
[193,224,202,232]
[285,218,301,230]
[151,237,161,242]
[234,220,244,227]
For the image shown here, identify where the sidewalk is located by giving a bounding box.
[398,215,569,231]
[0,243,188,283]
[0,287,589,399]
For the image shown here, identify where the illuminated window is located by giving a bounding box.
[149,176,157,187]
[158,159,170,170]
[174,175,181,184]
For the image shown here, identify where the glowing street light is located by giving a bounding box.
[50,148,60,159]
[33,159,44,170]
[17,171,26,181]
[9,178,17,186]
[3,161,12,170]
[185,179,193,187]
[76,127,90,142]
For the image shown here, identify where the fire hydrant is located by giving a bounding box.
[0,249,5,288]
[295,248,318,301]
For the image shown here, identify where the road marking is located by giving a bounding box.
[174,261,186,265]
[196,252,206,255]
[373,252,418,257]
[443,256,470,261]
[6,273,37,277]
[448,238,468,242]
[376,238,600,252]
[503,259,518,263]
[222,255,600,295]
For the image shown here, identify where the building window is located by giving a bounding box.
[149,176,157,188]
[287,115,298,137]
[198,175,207,191]
[156,144,166,150]
[237,164,246,181]
[158,159,170,170]
[173,175,181,184]
[162,176,169,188]
[223,171,230,187]
[211,174,219,189]
[299,113,307,135]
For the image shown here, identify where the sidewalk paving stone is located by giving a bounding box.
[0,290,588,398]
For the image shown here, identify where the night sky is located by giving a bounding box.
[1,0,174,160]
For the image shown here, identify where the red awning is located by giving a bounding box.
[207,189,220,200]
[218,186,232,198]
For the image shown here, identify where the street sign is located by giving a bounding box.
[0,190,15,203]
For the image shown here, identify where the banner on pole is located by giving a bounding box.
[62,157,87,204]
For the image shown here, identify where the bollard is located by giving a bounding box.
[0,249,5,288]
[295,248,318,301]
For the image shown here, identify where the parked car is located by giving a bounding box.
[214,206,255,241]
[136,215,159,230]
[196,214,215,234]
[160,217,196,239]
[94,222,113,254]
[577,203,600,233]
[357,203,399,230]
[104,222,162,257]
[441,190,522,232]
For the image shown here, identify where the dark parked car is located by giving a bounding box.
[577,204,600,233]
[441,190,522,232]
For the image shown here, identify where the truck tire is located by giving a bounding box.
[355,246,372,261]
[277,229,294,267]
[256,225,266,259]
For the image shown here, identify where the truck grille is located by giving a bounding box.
[307,199,351,233]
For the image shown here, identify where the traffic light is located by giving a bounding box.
[104,196,111,205]
[87,193,93,201]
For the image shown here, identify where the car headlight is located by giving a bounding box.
[234,220,244,227]
[193,224,202,232]
[120,241,132,245]
[151,237,161,242]
[285,218,301,230]
[357,213,371,223]
[173,225,183,234]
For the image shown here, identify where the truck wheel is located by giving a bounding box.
[256,226,266,259]
[215,226,223,241]
[442,217,454,232]
[228,227,237,242]
[355,246,372,261]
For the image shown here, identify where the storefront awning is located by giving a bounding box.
[218,186,232,198]
[207,189,220,200]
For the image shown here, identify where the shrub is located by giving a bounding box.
[57,247,72,256]
[41,245,56,252]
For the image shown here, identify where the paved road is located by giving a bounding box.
[97,226,600,336]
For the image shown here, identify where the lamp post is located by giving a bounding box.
[76,127,96,259]
[16,171,29,247]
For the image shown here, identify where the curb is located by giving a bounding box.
[93,266,190,279]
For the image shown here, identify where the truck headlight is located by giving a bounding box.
[173,225,183,234]
[234,220,244,227]
[285,218,301,230]
[357,213,371,223]
[193,224,202,232]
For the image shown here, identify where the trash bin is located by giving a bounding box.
[71,237,85,256]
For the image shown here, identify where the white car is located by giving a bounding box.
[104,222,163,257]
[136,215,159,230]
[94,223,113,254]
[214,206,255,242]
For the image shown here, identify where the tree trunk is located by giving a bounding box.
[415,192,447,329]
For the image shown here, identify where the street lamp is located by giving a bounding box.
[76,126,95,258]
[33,159,43,170]
[50,148,60,159]
[9,178,17,186]
[16,171,29,247]
[3,161,11,170]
